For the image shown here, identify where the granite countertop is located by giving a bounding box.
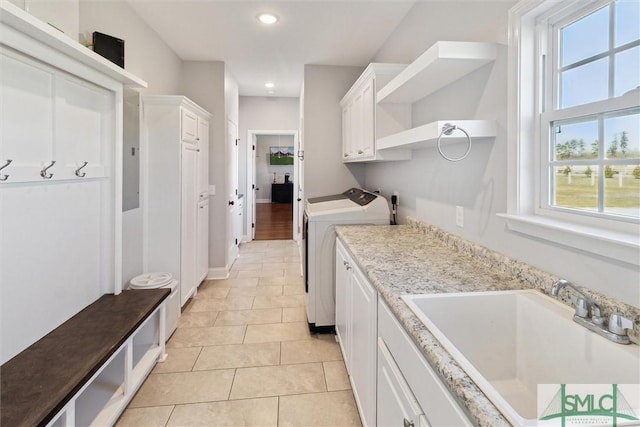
[335,222,639,426]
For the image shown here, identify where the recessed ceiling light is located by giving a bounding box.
[265,82,275,89]
[257,13,279,25]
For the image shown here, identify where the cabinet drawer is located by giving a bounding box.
[378,337,428,427]
[378,299,471,427]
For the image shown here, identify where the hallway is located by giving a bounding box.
[255,203,293,240]
[117,240,361,426]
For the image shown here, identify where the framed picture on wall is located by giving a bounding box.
[269,146,294,165]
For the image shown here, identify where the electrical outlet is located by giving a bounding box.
[456,206,464,227]
[393,191,399,205]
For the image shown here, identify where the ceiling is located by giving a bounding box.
[126,1,417,97]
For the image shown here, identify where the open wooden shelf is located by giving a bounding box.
[377,41,496,104]
[1,1,147,88]
[377,120,496,151]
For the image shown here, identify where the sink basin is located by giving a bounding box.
[402,290,640,426]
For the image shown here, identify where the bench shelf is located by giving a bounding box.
[0,289,168,427]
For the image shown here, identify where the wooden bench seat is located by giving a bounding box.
[1,288,169,427]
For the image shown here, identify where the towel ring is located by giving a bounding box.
[436,123,472,162]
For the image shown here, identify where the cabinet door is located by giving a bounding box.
[342,104,353,161]
[335,240,351,370]
[180,144,198,306]
[361,77,375,158]
[351,266,377,427]
[197,200,209,283]
[351,93,364,158]
[378,337,427,427]
[181,108,198,143]
[197,118,209,199]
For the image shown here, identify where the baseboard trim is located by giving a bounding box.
[207,267,229,280]
[256,199,271,204]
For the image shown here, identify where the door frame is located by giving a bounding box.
[246,129,300,243]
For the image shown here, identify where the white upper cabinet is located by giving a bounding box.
[340,63,412,163]
[181,108,199,144]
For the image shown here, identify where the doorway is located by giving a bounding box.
[246,130,301,242]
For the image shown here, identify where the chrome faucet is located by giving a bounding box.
[551,279,603,322]
[551,279,634,345]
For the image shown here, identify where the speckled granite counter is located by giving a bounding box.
[335,219,639,426]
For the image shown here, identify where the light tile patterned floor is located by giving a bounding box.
[117,240,362,427]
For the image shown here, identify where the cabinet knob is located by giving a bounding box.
[229,200,235,206]
[403,418,415,427]
[344,153,349,157]
[357,150,364,154]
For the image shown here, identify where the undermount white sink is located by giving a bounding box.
[402,290,640,426]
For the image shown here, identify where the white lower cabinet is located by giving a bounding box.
[378,300,472,427]
[336,238,471,427]
[378,337,429,427]
[335,239,377,427]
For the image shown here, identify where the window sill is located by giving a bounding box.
[497,213,640,266]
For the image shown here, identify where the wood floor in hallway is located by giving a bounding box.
[255,203,293,240]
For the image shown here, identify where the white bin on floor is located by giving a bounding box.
[129,272,180,340]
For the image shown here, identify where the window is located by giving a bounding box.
[503,0,640,265]
[542,1,640,221]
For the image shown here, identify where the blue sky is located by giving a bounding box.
[556,0,640,156]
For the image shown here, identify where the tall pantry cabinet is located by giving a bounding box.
[141,96,211,306]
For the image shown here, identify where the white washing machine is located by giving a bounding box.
[129,272,180,340]
[303,188,390,332]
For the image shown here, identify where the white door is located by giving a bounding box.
[197,199,209,282]
[180,144,198,306]
[227,120,239,262]
[251,134,257,241]
[295,122,304,244]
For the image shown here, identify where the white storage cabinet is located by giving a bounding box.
[141,96,211,306]
[335,239,377,427]
[340,63,412,163]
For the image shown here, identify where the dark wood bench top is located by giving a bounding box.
[1,288,169,427]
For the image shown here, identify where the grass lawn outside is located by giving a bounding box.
[554,172,640,216]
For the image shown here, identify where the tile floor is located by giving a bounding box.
[117,240,362,427]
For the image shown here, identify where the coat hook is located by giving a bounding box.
[0,159,12,181]
[40,160,56,179]
[75,161,88,177]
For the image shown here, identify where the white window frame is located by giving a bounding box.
[500,0,640,266]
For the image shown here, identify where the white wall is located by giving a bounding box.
[303,64,366,199]
[363,1,639,307]
[256,135,295,201]
[79,0,183,286]
[238,96,299,232]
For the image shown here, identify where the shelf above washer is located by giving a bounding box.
[377,120,496,151]
[377,41,497,104]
